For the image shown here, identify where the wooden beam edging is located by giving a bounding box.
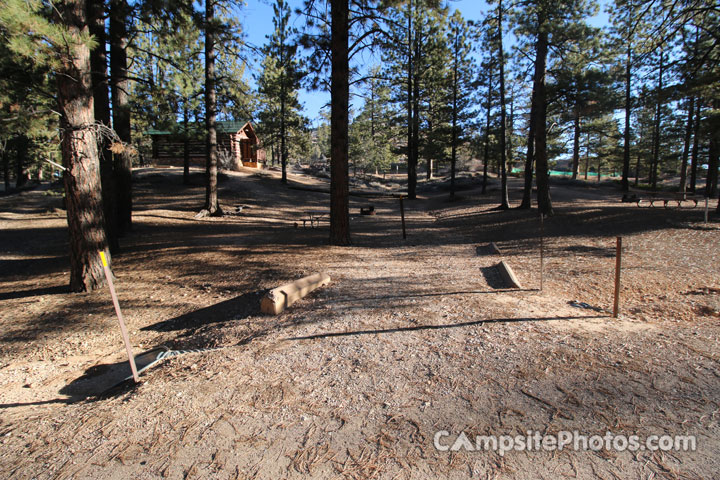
[261,273,331,315]
[497,260,523,289]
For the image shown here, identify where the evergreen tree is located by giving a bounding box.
[349,67,397,175]
[1,0,111,291]
[300,0,385,245]
[110,0,133,231]
[381,0,446,199]
[608,0,651,192]
[257,0,304,183]
[514,0,599,215]
[0,32,57,192]
[446,11,478,199]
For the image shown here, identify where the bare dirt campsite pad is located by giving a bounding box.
[1,167,719,479]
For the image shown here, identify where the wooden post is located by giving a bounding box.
[613,237,622,318]
[99,251,140,383]
[705,196,709,224]
[399,196,407,239]
[540,214,544,291]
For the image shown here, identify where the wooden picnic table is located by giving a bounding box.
[634,192,698,208]
[303,210,329,228]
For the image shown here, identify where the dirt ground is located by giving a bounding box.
[1,166,719,479]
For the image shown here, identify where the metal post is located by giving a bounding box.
[613,237,622,318]
[99,251,139,383]
[540,214,544,292]
[399,196,407,239]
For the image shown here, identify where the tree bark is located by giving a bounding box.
[183,104,190,185]
[14,135,28,188]
[650,49,664,190]
[449,28,458,200]
[2,144,9,192]
[532,24,552,216]
[507,88,514,170]
[585,132,590,180]
[481,75,492,195]
[280,93,287,183]
[329,0,350,245]
[519,91,535,209]
[679,97,694,195]
[571,109,580,180]
[707,134,719,199]
[406,1,416,200]
[280,13,288,184]
[55,0,110,292]
[621,41,632,192]
[90,0,118,252]
[203,0,221,215]
[689,104,701,193]
[110,0,132,232]
[497,0,509,210]
[410,15,420,198]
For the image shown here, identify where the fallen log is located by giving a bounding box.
[260,273,331,315]
[496,260,523,289]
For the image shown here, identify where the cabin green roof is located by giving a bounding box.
[147,121,249,136]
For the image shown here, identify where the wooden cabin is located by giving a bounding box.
[147,121,266,170]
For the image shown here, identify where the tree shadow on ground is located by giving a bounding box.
[141,290,264,332]
[58,357,147,401]
[0,284,68,301]
[481,265,511,289]
[284,314,608,341]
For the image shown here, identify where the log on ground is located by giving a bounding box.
[261,273,331,315]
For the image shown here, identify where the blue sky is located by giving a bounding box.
[241,0,610,125]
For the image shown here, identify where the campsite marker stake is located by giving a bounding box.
[613,237,622,318]
[99,251,139,383]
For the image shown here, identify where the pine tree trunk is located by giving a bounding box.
[571,109,580,180]
[482,82,492,195]
[203,0,221,216]
[14,135,28,188]
[449,31,458,200]
[410,18,420,198]
[329,0,350,245]
[2,145,9,192]
[281,90,287,183]
[507,90,514,170]
[679,97,694,195]
[585,133,590,180]
[650,49,664,190]
[110,0,132,232]
[55,0,110,292]
[497,0,509,209]
[183,105,190,185]
[689,104,701,193]
[90,0,118,252]
[519,92,535,209]
[634,151,640,186]
[707,134,719,199]
[532,25,552,216]
[621,42,632,192]
[406,1,416,200]
[426,114,433,180]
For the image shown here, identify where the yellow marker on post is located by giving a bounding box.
[100,251,140,383]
